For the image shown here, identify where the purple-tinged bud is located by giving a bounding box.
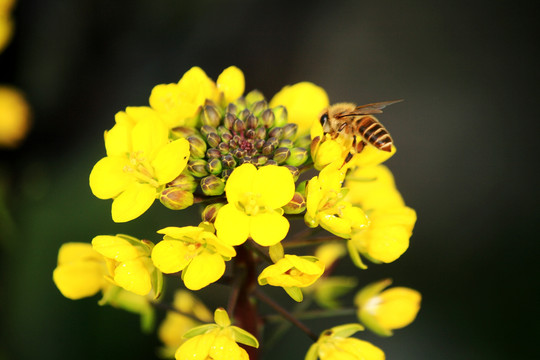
[261,143,275,156]
[254,155,268,166]
[217,142,230,154]
[171,126,199,139]
[233,148,246,159]
[273,147,291,164]
[282,192,306,214]
[246,114,258,129]
[201,175,225,196]
[224,113,237,130]
[201,105,221,128]
[206,158,223,175]
[168,172,198,192]
[251,100,267,117]
[282,123,298,140]
[286,147,308,167]
[160,188,194,210]
[268,127,284,140]
[201,125,218,138]
[265,159,277,166]
[272,105,288,128]
[221,169,232,180]
[222,154,236,168]
[218,126,232,141]
[283,165,300,181]
[261,109,275,128]
[238,108,251,121]
[206,148,222,159]
[187,135,207,159]
[233,119,245,133]
[206,133,221,148]
[226,103,238,115]
[201,203,225,223]
[254,139,265,150]
[187,159,209,177]
[279,139,294,149]
[255,126,266,140]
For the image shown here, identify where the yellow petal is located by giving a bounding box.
[92,235,140,262]
[319,213,352,238]
[151,240,191,273]
[253,165,295,209]
[217,66,245,104]
[352,143,396,168]
[178,66,217,104]
[183,252,225,291]
[111,182,157,223]
[285,255,324,275]
[306,176,323,218]
[53,262,105,300]
[175,332,216,360]
[376,287,421,330]
[57,242,102,265]
[364,226,410,263]
[337,338,385,360]
[114,258,152,296]
[208,333,243,360]
[314,140,343,170]
[131,116,168,160]
[224,163,256,205]
[215,204,250,246]
[104,121,132,157]
[157,226,202,241]
[151,138,190,184]
[249,212,290,246]
[89,156,134,199]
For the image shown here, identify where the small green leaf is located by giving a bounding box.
[269,243,284,263]
[183,324,219,339]
[304,343,320,360]
[284,286,303,302]
[231,326,259,348]
[214,308,231,327]
[329,323,364,338]
[347,240,367,269]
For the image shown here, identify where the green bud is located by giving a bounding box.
[206,158,223,175]
[233,119,245,133]
[279,139,294,149]
[238,108,251,121]
[261,143,275,156]
[200,125,217,138]
[226,102,238,115]
[206,148,221,159]
[254,139,265,150]
[272,106,288,128]
[251,100,267,117]
[246,114,258,129]
[221,169,232,180]
[261,109,275,128]
[282,123,298,140]
[201,175,225,196]
[187,159,209,177]
[201,203,224,223]
[245,90,265,106]
[294,134,312,149]
[218,126,232,141]
[201,105,221,128]
[254,155,268,166]
[268,127,283,140]
[233,96,247,110]
[284,165,300,181]
[206,133,221,148]
[282,192,306,214]
[187,135,207,159]
[171,126,199,139]
[222,154,236,168]
[273,147,290,164]
[168,172,198,192]
[217,142,230,154]
[224,113,237,130]
[255,126,266,140]
[160,188,194,210]
[286,147,308,167]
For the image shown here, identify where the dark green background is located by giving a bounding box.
[1,0,537,359]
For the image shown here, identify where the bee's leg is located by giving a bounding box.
[355,139,365,153]
[340,152,354,169]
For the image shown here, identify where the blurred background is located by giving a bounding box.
[1,0,538,359]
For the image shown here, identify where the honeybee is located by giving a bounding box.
[318,100,402,164]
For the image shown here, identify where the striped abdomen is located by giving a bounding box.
[355,116,393,152]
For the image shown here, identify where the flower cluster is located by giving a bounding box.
[53,66,420,359]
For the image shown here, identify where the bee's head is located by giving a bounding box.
[319,111,331,134]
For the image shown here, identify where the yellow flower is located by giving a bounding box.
[216,66,245,105]
[305,324,385,360]
[158,290,213,358]
[151,226,236,290]
[305,163,369,238]
[270,81,329,136]
[258,254,325,302]
[52,242,109,300]
[176,308,258,360]
[349,205,416,264]
[0,86,31,148]
[355,279,421,336]
[0,0,15,53]
[214,163,295,247]
[92,234,161,296]
[89,108,190,222]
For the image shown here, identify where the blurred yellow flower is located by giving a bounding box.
[306,324,385,360]
[0,86,31,148]
[355,279,421,336]
[270,81,329,136]
[216,66,245,104]
[92,235,161,297]
[151,226,236,291]
[305,163,369,238]
[214,163,295,247]
[0,0,15,53]
[89,109,190,222]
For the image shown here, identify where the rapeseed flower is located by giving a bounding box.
[355,279,421,336]
[0,0,15,53]
[176,308,258,360]
[214,163,295,247]
[305,163,369,238]
[89,108,190,222]
[0,86,31,148]
[92,234,162,297]
[151,226,236,290]
[305,324,385,360]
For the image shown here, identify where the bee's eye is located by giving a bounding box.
[320,113,329,126]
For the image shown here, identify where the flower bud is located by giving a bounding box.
[273,147,290,164]
[286,147,308,167]
[226,102,238,115]
[206,158,223,175]
[282,123,298,140]
[206,148,221,159]
[283,165,300,181]
[171,126,199,139]
[217,126,232,141]
[251,100,267,117]
[205,133,221,148]
[224,113,237,129]
[160,188,194,210]
[200,124,217,138]
[283,192,306,214]
[279,139,294,149]
[246,114,258,129]
[187,135,207,159]
[201,175,225,196]
[221,154,236,168]
[245,90,265,106]
[272,105,288,127]
[187,159,209,177]
[217,142,230,154]
[233,118,245,133]
[168,172,198,192]
[255,126,266,140]
[245,128,256,139]
[254,155,268,166]
[261,109,275,128]
[221,169,232,180]
[294,134,312,149]
[254,139,265,150]
[261,142,275,156]
[238,108,251,121]
[201,104,221,128]
[201,203,225,223]
[268,126,283,140]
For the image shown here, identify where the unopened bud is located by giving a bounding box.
[168,172,198,192]
[245,90,265,106]
[201,203,225,223]
[261,109,275,128]
[233,148,246,159]
[206,133,221,148]
[261,143,275,156]
[218,142,230,154]
[254,139,265,150]
[283,192,306,214]
[226,103,238,115]
[218,126,232,141]
[282,123,298,140]
[224,113,237,130]
[187,135,207,159]
[284,165,300,181]
[206,148,221,159]
[201,175,225,196]
[255,126,266,140]
[273,147,291,164]
[245,129,256,139]
[221,169,232,180]
[238,108,251,121]
[251,100,267,117]
[187,159,209,177]
[286,147,308,167]
[200,125,218,138]
[171,126,199,139]
[201,105,221,128]
[206,158,223,175]
[233,119,245,133]
[246,114,258,129]
[160,188,194,210]
[272,106,288,127]
[294,134,312,149]
[268,127,284,140]
[254,155,268,165]
[222,154,236,168]
[279,139,294,149]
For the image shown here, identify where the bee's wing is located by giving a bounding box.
[336,99,403,117]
